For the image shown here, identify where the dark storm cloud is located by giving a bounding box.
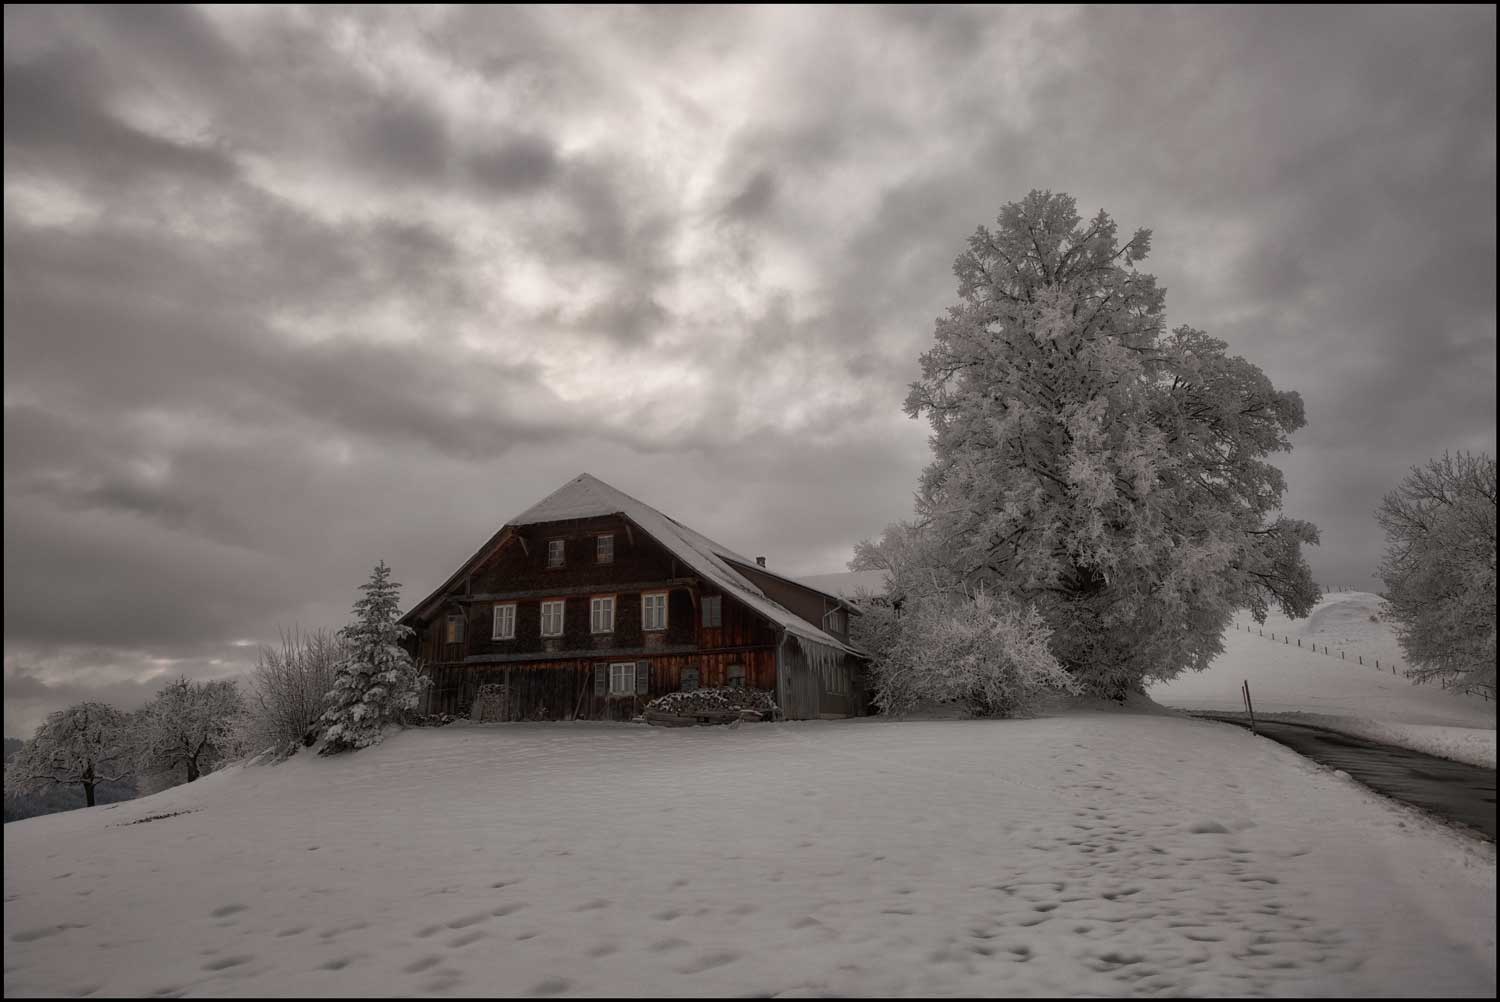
[4,6,1495,733]
[468,135,561,194]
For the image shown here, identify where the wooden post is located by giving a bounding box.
[1242,680,1257,735]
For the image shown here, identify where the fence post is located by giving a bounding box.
[1242,679,1257,735]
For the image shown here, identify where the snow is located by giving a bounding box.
[5,711,1495,997]
[794,569,892,598]
[1151,591,1496,766]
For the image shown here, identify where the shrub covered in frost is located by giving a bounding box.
[856,588,1079,718]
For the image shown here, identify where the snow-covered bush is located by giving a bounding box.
[880,190,1319,698]
[7,702,132,807]
[856,587,1079,718]
[1377,451,1497,697]
[319,560,431,754]
[242,627,344,758]
[134,676,245,784]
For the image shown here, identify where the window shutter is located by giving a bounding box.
[594,665,607,696]
[635,660,650,695]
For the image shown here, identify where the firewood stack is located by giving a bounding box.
[644,687,779,726]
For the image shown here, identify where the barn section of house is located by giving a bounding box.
[400,473,869,722]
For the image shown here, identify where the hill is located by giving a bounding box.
[4,707,1494,997]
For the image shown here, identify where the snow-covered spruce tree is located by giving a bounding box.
[7,702,130,807]
[1376,451,1497,696]
[318,561,430,754]
[134,676,245,784]
[899,191,1319,698]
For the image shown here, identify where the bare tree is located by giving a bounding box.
[7,703,131,808]
[1376,451,1497,696]
[244,626,344,756]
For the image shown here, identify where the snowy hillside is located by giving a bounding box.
[1151,591,1496,766]
[4,711,1495,998]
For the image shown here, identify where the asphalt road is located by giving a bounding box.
[1195,714,1497,841]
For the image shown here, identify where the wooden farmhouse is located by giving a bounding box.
[401,474,870,722]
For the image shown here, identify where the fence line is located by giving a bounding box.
[1230,620,1491,702]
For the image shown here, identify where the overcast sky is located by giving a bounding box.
[4,5,1496,736]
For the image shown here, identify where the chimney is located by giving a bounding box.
[756,556,766,567]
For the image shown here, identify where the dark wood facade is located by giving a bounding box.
[403,509,868,722]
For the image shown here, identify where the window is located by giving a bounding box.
[596,534,614,564]
[642,591,668,631]
[445,613,465,645]
[680,667,699,692]
[547,539,565,567]
[825,608,847,635]
[540,599,565,637]
[590,596,616,634]
[492,603,516,640]
[609,661,636,695]
[726,664,746,689]
[701,595,722,628]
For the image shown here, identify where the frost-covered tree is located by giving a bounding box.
[319,561,430,754]
[7,702,130,807]
[134,677,245,784]
[853,586,1079,717]
[1376,451,1496,696]
[894,191,1318,697]
[243,626,344,758]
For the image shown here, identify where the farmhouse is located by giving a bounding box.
[400,473,870,721]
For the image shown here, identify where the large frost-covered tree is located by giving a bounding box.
[7,702,130,807]
[319,561,430,754]
[134,676,245,783]
[893,190,1318,697]
[1376,451,1496,697]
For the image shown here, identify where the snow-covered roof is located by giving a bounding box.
[416,473,860,656]
[795,569,892,599]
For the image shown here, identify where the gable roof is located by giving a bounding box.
[404,473,860,655]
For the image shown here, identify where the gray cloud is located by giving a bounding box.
[4,5,1494,734]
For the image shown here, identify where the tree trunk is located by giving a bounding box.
[82,781,96,807]
[186,758,200,782]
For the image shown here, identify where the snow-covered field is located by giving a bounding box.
[4,708,1495,997]
[1152,591,1496,767]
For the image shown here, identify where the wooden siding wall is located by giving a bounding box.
[425,650,779,722]
[778,637,868,720]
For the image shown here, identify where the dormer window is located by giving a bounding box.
[596,534,614,564]
[547,539,565,567]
